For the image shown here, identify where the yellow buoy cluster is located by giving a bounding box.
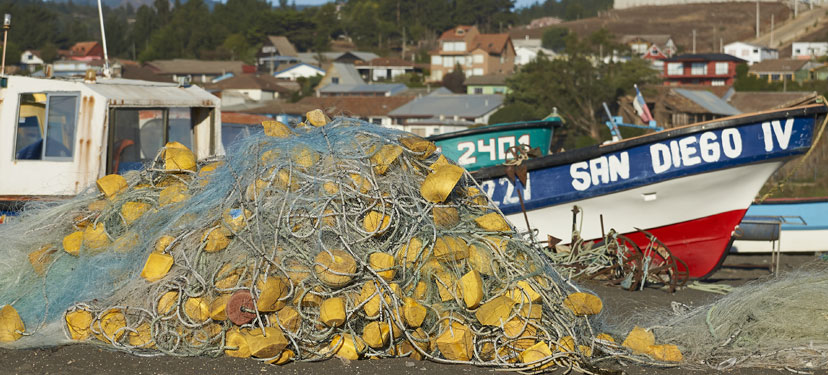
[4,111,654,370]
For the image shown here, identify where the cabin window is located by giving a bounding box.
[107,108,194,174]
[14,92,79,161]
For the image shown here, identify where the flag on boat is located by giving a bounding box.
[633,84,654,123]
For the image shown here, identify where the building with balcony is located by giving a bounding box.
[429,25,515,82]
[662,53,745,86]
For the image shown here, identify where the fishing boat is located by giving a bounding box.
[427,117,562,171]
[730,197,828,253]
[0,75,223,213]
[469,104,828,278]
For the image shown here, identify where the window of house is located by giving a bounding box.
[712,79,725,86]
[691,62,707,75]
[771,74,781,81]
[371,118,382,125]
[442,41,455,52]
[455,56,465,66]
[473,68,483,76]
[14,92,79,160]
[431,55,442,65]
[443,56,453,68]
[667,62,682,75]
[474,54,484,64]
[432,70,443,81]
[715,62,729,75]
[784,73,793,81]
[474,87,483,94]
[107,108,194,174]
[332,77,339,84]
[752,48,759,53]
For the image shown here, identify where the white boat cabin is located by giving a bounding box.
[0,76,222,202]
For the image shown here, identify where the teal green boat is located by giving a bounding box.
[427,117,563,171]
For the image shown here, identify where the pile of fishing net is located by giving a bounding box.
[636,270,828,370]
[0,112,629,371]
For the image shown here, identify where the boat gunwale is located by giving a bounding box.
[426,119,562,142]
[472,104,828,180]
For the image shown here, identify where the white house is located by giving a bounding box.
[792,42,828,60]
[20,50,44,72]
[724,42,778,65]
[513,38,556,66]
[273,63,325,80]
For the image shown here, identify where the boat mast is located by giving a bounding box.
[1,14,10,76]
[96,0,111,78]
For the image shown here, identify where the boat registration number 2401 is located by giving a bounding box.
[478,118,808,209]
[456,134,530,165]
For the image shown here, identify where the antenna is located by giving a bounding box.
[96,0,111,78]
[1,14,10,76]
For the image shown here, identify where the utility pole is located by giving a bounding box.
[795,0,798,18]
[756,0,760,39]
[720,38,723,53]
[692,29,696,53]
[771,14,775,47]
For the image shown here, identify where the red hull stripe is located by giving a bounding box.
[620,209,748,278]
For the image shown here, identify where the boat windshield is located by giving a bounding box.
[107,107,194,174]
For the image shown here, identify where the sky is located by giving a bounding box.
[291,0,541,9]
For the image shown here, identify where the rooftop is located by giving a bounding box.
[389,93,503,118]
[464,74,508,86]
[671,88,741,116]
[147,59,252,75]
[749,59,812,73]
[318,83,408,96]
[663,53,746,63]
[205,73,296,93]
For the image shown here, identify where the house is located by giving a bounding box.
[205,73,298,107]
[20,50,44,72]
[727,91,817,113]
[317,62,365,87]
[792,42,828,60]
[145,59,255,83]
[296,51,380,67]
[658,88,741,127]
[810,64,828,80]
[749,59,823,82]
[237,100,318,125]
[388,92,503,136]
[724,42,778,65]
[465,74,510,95]
[318,83,408,97]
[273,63,325,80]
[662,53,745,86]
[257,35,299,72]
[429,25,516,82]
[354,57,414,81]
[512,37,556,66]
[621,34,676,58]
[291,96,415,126]
[66,41,104,60]
[51,59,101,77]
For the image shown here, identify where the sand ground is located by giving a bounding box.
[0,253,826,375]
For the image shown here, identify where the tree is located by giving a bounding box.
[541,27,568,51]
[40,42,58,63]
[442,63,466,93]
[505,31,658,140]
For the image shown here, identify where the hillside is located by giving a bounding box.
[510,3,791,54]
